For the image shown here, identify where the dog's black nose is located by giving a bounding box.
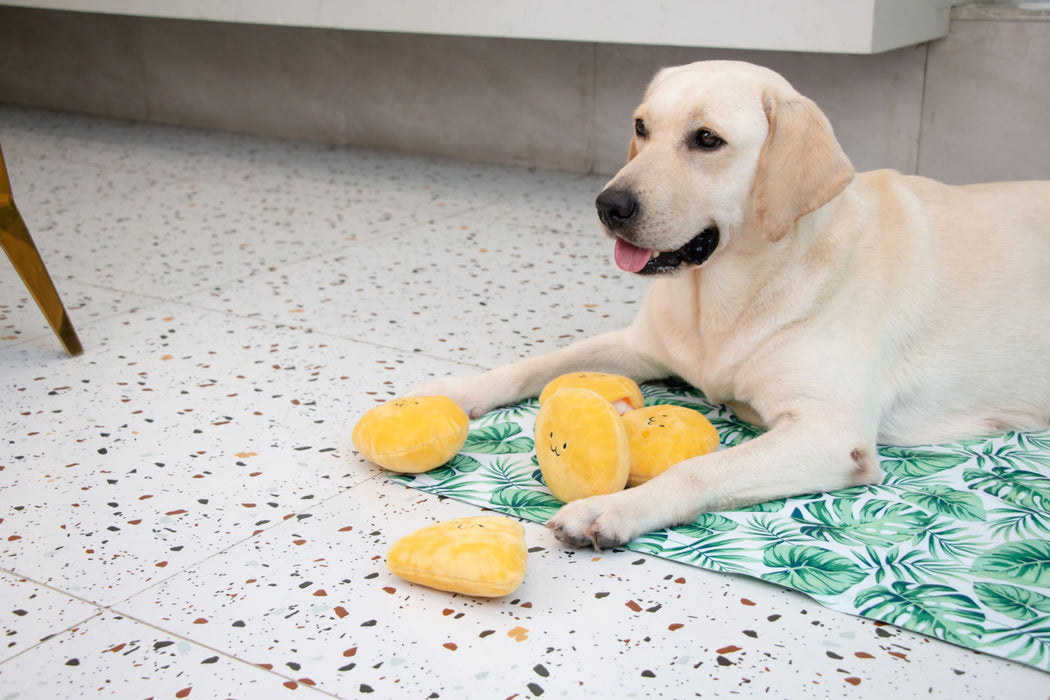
[596,189,638,229]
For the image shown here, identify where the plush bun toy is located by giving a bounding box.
[535,387,631,502]
[622,405,719,486]
[352,396,469,473]
[386,515,528,597]
[539,372,644,414]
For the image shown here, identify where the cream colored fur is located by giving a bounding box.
[410,60,1050,549]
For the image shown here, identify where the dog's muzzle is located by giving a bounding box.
[596,188,720,275]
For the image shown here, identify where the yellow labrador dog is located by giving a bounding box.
[411,60,1050,549]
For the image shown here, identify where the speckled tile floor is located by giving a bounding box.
[1,106,1047,699]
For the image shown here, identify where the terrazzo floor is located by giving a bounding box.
[1,105,1047,699]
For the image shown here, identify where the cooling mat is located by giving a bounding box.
[389,382,1050,671]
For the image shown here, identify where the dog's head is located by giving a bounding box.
[597,60,854,275]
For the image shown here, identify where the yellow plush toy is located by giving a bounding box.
[355,378,717,599]
[386,515,528,597]
[352,396,469,473]
[622,405,720,486]
[535,373,721,501]
[535,387,631,502]
[538,371,644,413]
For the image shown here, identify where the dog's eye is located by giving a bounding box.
[694,129,724,150]
[634,119,647,138]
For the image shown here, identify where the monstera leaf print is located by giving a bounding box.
[983,619,1050,669]
[790,498,930,547]
[385,453,484,486]
[484,457,545,491]
[974,583,1050,622]
[1016,431,1050,453]
[413,471,491,500]
[442,453,485,473]
[986,502,1050,540]
[856,545,963,585]
[975,582,1050,668]
[671,513,737,538]
[901,486,987,522]
[854,582,986,647]
[632,530,671,553]
[633,514,755,572]
[735,498,789,513]
[971,541,1050,586]
[489,487,562,522]
[965,466,1050,510]
[970,463,1050,538]
[762,544,868,596]
[963,439,1050,471]
[910,519,986,559]
[878,446,971,480]
[739,514,811,546]
[462,422,534,454]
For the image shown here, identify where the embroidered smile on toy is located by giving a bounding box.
[536,387,632,502]
[622,405,720,486]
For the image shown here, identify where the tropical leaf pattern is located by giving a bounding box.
[388,381,1050,672]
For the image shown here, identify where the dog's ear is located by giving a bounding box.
[752,89,854,242]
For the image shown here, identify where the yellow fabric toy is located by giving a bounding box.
[386,516,528,597]
[535,387,631,502]
[538,371,644,413]
[352,396,469,474]
[622,405,720,486]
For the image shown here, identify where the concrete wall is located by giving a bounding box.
[0,6,1048,184]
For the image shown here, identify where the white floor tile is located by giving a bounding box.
[187,216,646,369]
[0,611,321,696]
[0,571,99,664]
[1,301,462,605]
[0,272,146,351]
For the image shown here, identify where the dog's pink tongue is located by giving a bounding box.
[614,238,652,273]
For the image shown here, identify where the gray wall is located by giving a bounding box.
[0,6,1047,184]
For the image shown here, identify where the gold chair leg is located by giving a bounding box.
[0,154,83,357]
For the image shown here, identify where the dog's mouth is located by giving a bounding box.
[613,227,720,275]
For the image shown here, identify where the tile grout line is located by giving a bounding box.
[0,472,389,697]
[0,592,342,698]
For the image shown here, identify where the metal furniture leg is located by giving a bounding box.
[0,142,83,356]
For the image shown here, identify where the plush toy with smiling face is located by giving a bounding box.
[622,404,720,486]
[352,396,469,473]
[535,387,632,502]
[386,515,528,597]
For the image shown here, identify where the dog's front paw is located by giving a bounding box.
[406,376,495,419]
[545,493,642,551]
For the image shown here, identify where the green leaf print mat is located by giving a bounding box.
[389,382,1050,672]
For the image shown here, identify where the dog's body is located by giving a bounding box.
[411,61,1050,549]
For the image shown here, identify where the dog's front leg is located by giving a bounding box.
[408,329,667,418]
[547,415,881,549]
